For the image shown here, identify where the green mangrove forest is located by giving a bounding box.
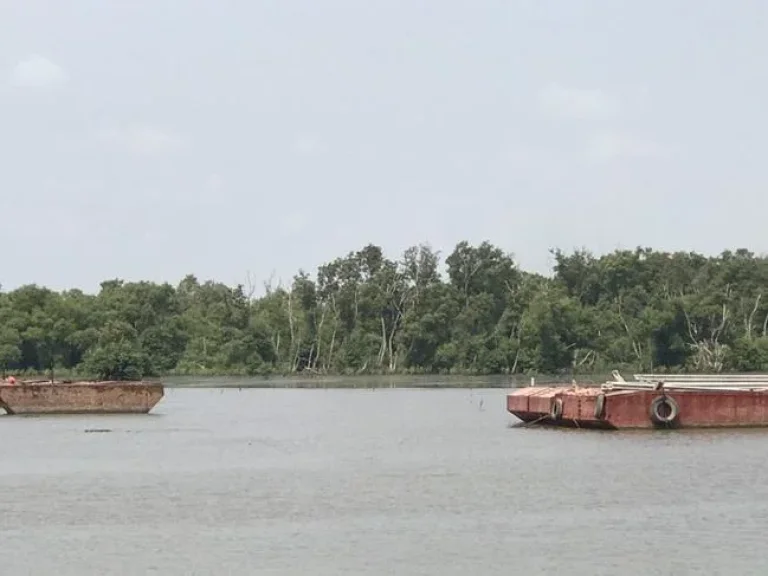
[1,242,768,380]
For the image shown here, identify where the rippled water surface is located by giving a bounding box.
[1,385,767,575]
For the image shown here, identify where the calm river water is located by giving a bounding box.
[1,383,766,575]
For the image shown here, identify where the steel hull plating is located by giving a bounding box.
[507,386,768,429]
[0,382,164,415]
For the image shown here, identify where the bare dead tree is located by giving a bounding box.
[325,294,338,371]
[311,303,327,372]
[262,270,277,296]
[746,292,762,339]
[682,301,729,372]
[244,270,257,300]
[285,290,299,372]
[616,295,644,366]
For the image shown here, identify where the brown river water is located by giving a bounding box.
[1,381,766,575]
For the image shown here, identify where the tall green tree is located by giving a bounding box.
[3,243,768,378]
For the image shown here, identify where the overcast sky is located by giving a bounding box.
[1,1,766,293]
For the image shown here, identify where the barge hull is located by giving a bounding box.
[0,382,164,415]
[507,386,768,429]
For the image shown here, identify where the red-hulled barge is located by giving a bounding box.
[507,372,768,430]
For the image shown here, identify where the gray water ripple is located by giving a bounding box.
[0,386,766,575]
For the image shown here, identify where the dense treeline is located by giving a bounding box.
[2,242,768,380]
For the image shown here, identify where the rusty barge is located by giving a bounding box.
[0,378,164,415]
[507,371,768,430]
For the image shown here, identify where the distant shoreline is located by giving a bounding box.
[161,372,609,389]
[9,371,603,389]
[15,370,762,389]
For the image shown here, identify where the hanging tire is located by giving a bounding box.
[594,393,606,419]
[649,395,680,426]
[549,397,563,420]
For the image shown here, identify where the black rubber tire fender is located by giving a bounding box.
[594,393,606,419]
[649,395,680,425]
[549,397,563,420]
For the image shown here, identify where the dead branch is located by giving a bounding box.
[575,349,595,367]
[263,270,277,296]
[378,316,387,367]
[747,293,762,339]
[712,302,729,346]
[617,295,643,362]
[244,270,257,300]
[286,290,297,371]
[763,311,768,338]
[682,307,699,346]
[312,304,327,371]
[326,294,338,371]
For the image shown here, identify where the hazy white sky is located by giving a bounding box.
[1,1,766,293]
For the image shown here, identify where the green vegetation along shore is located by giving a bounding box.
[1,242,767,381]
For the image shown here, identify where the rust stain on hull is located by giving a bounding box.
[0,381,164,415]
[507,385,768,430]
